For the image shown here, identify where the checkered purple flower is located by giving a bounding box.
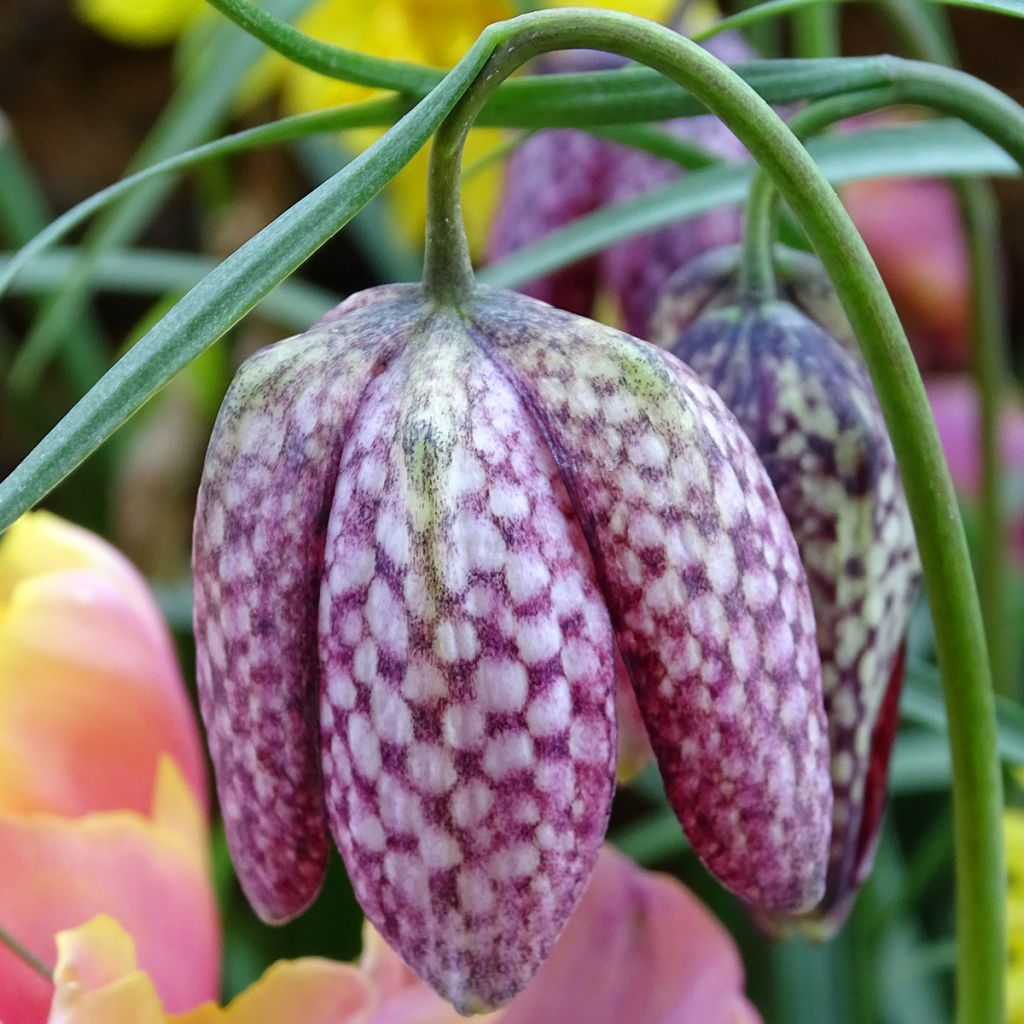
[651,246,921,934]
[193,283,832,1011]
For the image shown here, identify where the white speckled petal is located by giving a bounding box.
[192,289,419,922]
[318,312,616,1012]
[654,274,919,931]
[470,288,832,915]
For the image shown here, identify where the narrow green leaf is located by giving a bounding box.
[0,98,405,309]
[0,119,52,246]
[9,0,314,392]
[903,658,1024,765]
[479,120,1017,289]
[0,248,339,331]
[890,733,954,793]
[696,0,1024,43]
[0,34,498,532]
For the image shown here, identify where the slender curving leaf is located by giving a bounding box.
[479,119,1018,289]
[0,248,340,331]
[0,31,500,532]
[903,659,1024,766]
[0,98,405,309]
[9,0,314,393]
[696,0,1024,43]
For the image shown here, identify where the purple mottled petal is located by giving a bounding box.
[597,113,746,337]
[192,291,419,922]
[653,267,920,929]
[470,288,831,914]
[318,309,616,1012]
[487,129,605,316]
[488,35,752,337]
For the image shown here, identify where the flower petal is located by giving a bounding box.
[49,916,375,1024]
[318,315,616,1011]
[193,292,419,922]
[0,561,204,818]
[471,289,831,914]
[49,916,168,1024]
[0,760,218,1024]
[214,959,373,1024]
[501,846,761,1024]
[655,289,919,930]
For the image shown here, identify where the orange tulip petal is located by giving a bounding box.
[48,915,168,1024]
[0,760,219,1024]
[0,514,205,818]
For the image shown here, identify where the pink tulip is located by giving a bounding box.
[0,512,218,1023]
[358,846,762,1024]
[46,845,758,1024]
[927,374,1024,561]
[0,511,206,818]
[843,155,971,372]
[2,760,220,1024]
[927,375,1024,494]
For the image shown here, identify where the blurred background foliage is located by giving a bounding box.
[1,1,1024,1021]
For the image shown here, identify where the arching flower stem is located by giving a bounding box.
[876,0,1018,703]
[738,86,896,300]
[422,10,1007,1021]
[738,52,1020,701]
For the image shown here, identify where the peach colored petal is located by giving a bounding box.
[0,515,205,818]
[0,760,219,1024]
[49,916,168,1024]
[499,846,761,1024]
[47,917,375,1024]
[199,959,374,1024]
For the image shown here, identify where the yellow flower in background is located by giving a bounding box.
[273,0,674,253]
[74,0,674,254]
[1009,809,1024,1022]
[74,0,202,46]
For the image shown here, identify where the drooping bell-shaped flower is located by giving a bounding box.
[194,281,832,1011]
[651,245,921,934]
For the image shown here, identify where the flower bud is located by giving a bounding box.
[194,283,832,1009]
[651,247,921,934]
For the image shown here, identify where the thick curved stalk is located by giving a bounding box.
[877,0,1017,701]
[422,11,1006,1021]
[739,86,895,298]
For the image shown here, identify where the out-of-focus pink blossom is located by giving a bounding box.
[0,512,218,1024]
[0,511,206,818]
[47,845,759,1024]
[3,760,219,1024]
[927,374,1024,561]
[843,139,971,371]
[487,33,751,339]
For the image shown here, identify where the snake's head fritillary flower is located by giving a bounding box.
[487,29,751,337]
[651,246,921,935]
[194,283,831,1011]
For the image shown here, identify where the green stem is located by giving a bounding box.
[876,0,1017,700]
[425,10,1006,1021]
[204,0,440,94]
[739,87,896,299]
[958,180,1016,699]
[792,2,841,57]
[0,923,51,981]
